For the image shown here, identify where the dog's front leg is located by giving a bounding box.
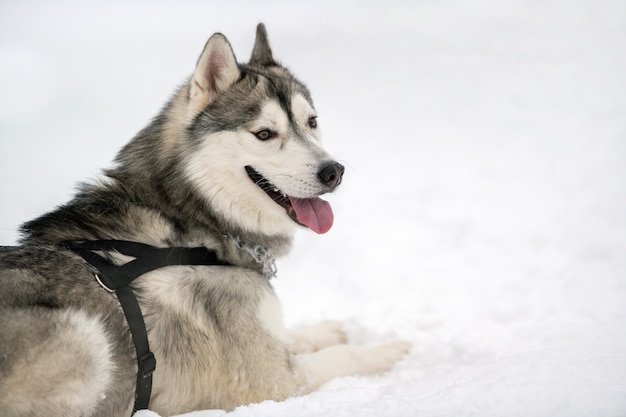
[297,341,411,389]
[289,320,348,354]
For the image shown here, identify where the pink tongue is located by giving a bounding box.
[288,197,334,234]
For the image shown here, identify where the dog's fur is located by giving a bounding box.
[0,24,410,417]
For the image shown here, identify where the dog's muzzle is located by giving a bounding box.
[245,161,345,234]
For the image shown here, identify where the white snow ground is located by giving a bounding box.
[1,1,626,416]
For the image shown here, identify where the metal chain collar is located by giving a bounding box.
[229,235,277,279]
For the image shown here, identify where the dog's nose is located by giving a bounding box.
[318,162,345,188]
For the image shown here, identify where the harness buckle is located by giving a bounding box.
[139,352,157,379]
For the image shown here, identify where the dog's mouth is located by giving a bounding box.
[245,166,334,234]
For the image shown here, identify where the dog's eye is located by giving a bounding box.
[308,116,318,129]
[253,129,274,141]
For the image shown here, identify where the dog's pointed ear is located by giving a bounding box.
[249,23,276,66]
[189,33,240,114]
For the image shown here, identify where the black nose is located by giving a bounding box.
[318,162,345,188]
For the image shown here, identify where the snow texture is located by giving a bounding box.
[1,1,625,416]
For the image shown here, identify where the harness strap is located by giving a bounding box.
[67,240,231,414]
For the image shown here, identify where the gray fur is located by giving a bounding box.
[0,24,410,417]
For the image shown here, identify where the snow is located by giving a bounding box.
[1,1,626,416]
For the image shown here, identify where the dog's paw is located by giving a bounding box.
[299,340,412,386]
[359,340,412,375]
[289,320,348,353]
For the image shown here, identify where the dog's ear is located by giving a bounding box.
[249,23,276,66]
[189,33,240,114]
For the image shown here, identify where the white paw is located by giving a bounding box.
[299,340,412,385]
[360,340,412,375]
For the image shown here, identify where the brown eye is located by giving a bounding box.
[308,116,318,129]
[254,129,274,140]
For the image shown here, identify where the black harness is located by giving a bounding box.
[67,240,231,414]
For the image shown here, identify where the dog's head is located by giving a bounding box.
[179,24,344,237]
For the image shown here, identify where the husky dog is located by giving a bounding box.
[0,24,410,417]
